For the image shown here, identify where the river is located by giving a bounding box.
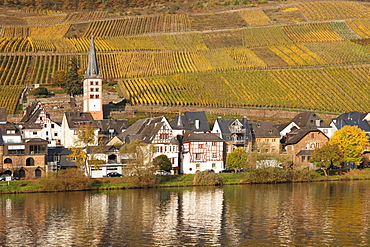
[1,180,370,246]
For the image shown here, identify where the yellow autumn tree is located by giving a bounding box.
[329,125,369,166]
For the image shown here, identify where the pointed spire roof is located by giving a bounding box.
[85,36,101,79]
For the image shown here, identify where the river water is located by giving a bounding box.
[1,180,370,246]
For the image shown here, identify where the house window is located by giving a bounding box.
[95,94,99,99]
[199,144,204,149]
[212,163,216,169]
[212,153,217,158]
[272,139,276,142]
[311,133,315,138]
[195,154,201,160]
[4,158,12,164]
[26,157,34,166]
[30,145,46,154]
[316,143,320,148]
[90,94,94,99]
[212,142,216,146]
[156,147,160,153]
[95,88,99,92]
[301,156,306,162]
[6,130,15,134]
[44,124,47,127]
[54,132,58,137]
[90,88,94,92]
[266,139,269,142]
[8,145,25,155]
[33,131,37,136]
[196,164,200,169]
[51,124,54,128]
[95,81,99,85]
[46,131,49,136]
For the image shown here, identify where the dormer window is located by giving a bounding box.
[6,130,15,134]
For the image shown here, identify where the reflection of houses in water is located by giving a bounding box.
[145,188,224,245]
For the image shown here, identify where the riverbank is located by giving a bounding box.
[1,169,370,194]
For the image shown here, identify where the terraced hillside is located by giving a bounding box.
[0,1,370,114]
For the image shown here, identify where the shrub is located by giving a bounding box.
[38,168,93,191]
[193,171,225,186]
[130,171,158,188]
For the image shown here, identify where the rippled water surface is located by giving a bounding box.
[1,181,370,246]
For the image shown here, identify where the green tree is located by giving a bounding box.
[67,124,102,177]
[120,139,157,188]
[64,57,82,95]
[226,148,248,170]
[329,125,369,166]
[311,143,344,176]
[153,154,172,171]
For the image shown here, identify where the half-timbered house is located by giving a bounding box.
[181,132,225,174]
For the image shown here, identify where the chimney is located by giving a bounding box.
[195,119,200,129]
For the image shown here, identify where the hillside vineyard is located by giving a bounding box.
[0,1,370,114]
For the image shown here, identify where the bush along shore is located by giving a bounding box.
[1,168,370,194]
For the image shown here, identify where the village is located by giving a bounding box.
[0,37,369,180]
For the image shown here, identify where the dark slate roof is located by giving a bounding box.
[0,107,7,123]
[0,123,20,136]
[290,112,330,128]
[336,111,367,121]
[251,122,280,138]
[96,118,128,135]
[285,128,327,145]
[183,131,223,142]
[64,112,97,129]
[215,117,253,141]
[170,111,210,132]
[20,102,39,123]
[119,116,165,144]
[85,36,101,79]
[296,150,314,156]
[86,145,121,154]
[332,118,370,132]
[48,148,75,168]
[48,148,73,156]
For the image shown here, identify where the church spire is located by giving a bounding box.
[85,36,101,79]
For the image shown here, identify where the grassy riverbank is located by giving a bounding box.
[1,168,370,194]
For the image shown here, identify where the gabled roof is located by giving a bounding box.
[96,118,128,135]
[64,112,98,129]
[336,111,367,121]
[285,128,327,145]
[171,111,210,132]
[290,112,330,128]
[183,131,223,142]
[251,122,280,138]
[85,36,101,79]
[119,116,168,144]
[214,117,252,141]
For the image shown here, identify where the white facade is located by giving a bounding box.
[83,78,103,120]
[60,114,99,148]
[182,140,224,174]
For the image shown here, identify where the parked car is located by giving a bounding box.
[0,174,18,181]
[204,169,215,173]
[220,169,235,173]
[155,170,171,175]
[104,172,122,177]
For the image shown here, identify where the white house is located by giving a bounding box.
[181,132,225,174]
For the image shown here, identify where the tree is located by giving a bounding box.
[311,143,344,176]
[64,57,82,95]
[329,125,368,167]
[153,154,172,171]
[53,70,66,87]
[226,148,248,170]
[120,140,157,187]
[67,124,102,177]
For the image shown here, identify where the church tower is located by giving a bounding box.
[83,36,103,120]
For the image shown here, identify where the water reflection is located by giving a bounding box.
[1,181,370,246]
